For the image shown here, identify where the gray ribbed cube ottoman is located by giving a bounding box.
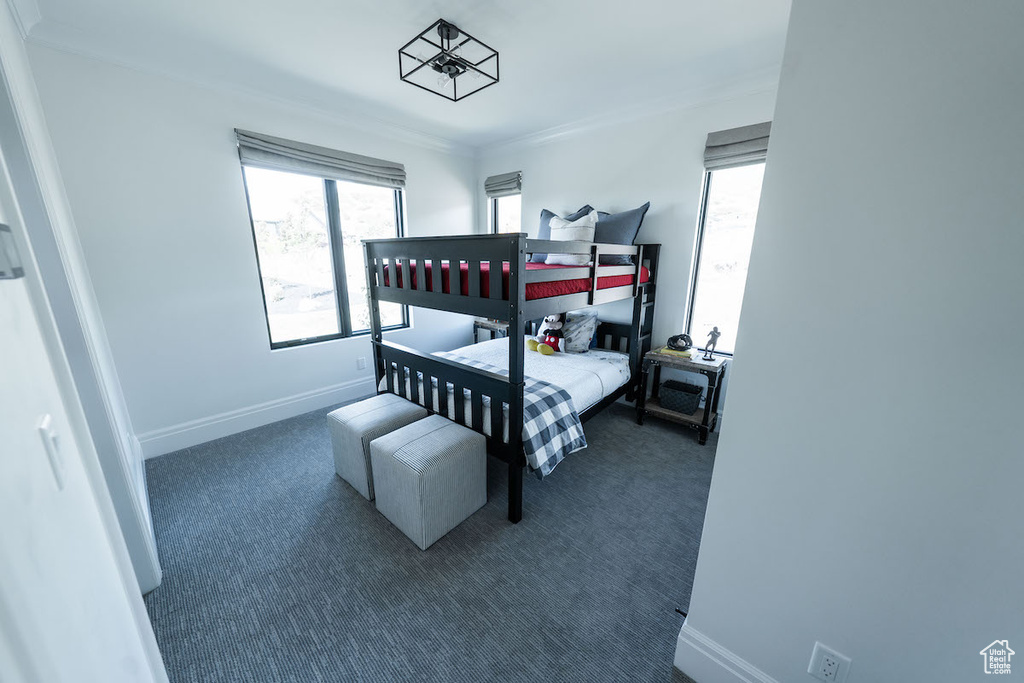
[370,414,487,550]
[327,393,428,500]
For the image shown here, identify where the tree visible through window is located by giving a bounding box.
[243,166,406,348]
[686,162,765,356]
[335,180,405,333]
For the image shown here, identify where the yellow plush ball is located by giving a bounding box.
[537,343,555,355]
[526,338,540,352]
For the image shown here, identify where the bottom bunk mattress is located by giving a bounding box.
[383,336,631,477]
[437,336,631,413]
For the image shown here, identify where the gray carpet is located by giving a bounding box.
[144,402,716,683]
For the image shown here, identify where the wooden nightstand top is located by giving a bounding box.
[473,318,509,332]
[644,348,728,373]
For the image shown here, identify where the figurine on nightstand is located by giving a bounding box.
[703,327,721,360]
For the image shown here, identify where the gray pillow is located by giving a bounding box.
[531,205,594,263]
[562,309,599,353]
[595,202,651,265]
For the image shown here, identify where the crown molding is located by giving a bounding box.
[480,66,780,155]
[19,16,780,160]
[5,0,41,38]
[24,28,476,157]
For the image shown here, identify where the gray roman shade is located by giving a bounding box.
[484,171,522,198]
[235,129,406,189]
[703,122,771,171]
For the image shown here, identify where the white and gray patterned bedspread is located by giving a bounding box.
[381,338,630,478]
[434,351,587,478]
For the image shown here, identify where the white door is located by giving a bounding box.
[0,145,167,681]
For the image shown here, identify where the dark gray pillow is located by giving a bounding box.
[530,205,594,263]
[595,202,651,265]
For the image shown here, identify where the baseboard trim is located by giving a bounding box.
[138,377,376,458]
[674,622,778,683]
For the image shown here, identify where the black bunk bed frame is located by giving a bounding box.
[362,233,659,523]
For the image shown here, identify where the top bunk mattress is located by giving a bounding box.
[386,260,650,301]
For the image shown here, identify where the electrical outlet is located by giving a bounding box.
[808,642,851,682]
[357,357,367,370]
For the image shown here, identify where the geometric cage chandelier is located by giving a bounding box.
[398,19,499,102]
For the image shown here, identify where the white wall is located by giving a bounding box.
[26,45,477,457]
[0,190,166,683]
[477,91,776,407]
[0,71,166,683]
[676,1,1024,682]
[0,2,160,591]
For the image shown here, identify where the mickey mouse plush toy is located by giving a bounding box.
[526,313,564,355]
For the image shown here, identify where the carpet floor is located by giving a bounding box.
[144,402,716,682]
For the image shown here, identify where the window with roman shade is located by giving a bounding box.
[684,122,771,356]
[236,130,408,348]
[484,171,522,234]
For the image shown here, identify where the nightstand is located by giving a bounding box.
[636,349,728,445]
[472,318,509,343]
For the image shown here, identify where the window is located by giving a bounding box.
[685,162,765,356]
[489,194,522,234]
[484,171,522,234]
[243,166,407,348]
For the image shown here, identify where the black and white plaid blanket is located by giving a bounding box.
[435,352,587,478]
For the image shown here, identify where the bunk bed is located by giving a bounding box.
[362,234,659,523]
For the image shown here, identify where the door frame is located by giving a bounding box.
[0,5,162,593]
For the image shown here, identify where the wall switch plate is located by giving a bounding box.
[808,641,851,682]
[37,414,65,491]
[357,357,367,370]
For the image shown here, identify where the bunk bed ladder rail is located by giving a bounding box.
[629,244,658,400]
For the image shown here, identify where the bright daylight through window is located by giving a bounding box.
[244,167,406,348]
[686,162,765,356]
[490,194,522,234]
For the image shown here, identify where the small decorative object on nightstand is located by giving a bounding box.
[472,318,509,343]
[636,347,728,445]
[666,333,692,351]
[703,326,721,361]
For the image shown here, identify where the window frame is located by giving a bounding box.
[683,163,763,358]
[241,169,408,350]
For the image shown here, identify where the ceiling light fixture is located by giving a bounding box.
[398,19,499,102]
